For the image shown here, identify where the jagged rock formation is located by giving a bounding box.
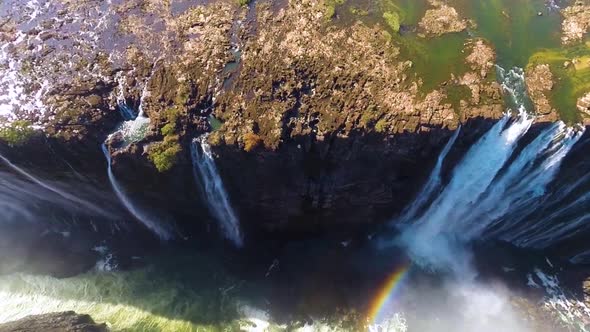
[579,92,590,116]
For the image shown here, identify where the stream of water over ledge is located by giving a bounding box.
[0,0,590,331]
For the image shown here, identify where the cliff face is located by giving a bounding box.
[0,0,585,238]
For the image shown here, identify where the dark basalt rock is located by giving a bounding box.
[0,312,108,332]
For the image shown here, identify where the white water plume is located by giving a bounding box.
[101,74,172,240]
[101,144,171,240]
[397,126,461,224]
[108,82,151,147]
[381,67,590,332]
[397,67,585,272]
[191,135,243,247]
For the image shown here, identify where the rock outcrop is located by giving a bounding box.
[0,312,107,332]
[526,64,559,122]
[0,0,509,236]
[561,1,590,45]
[578,92,590,116]
[418,0,471,37]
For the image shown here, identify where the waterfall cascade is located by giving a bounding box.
[0,153,115,220]
[397,126,462,224]
[191,135,243,247]
[397,67,587,270]
[101,144,171,240]
[102,80,171,240]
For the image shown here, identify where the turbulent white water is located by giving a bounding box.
[388,63,589,330]
[191,135,243,247]
[397,127,462,224]
[397,68,586,271]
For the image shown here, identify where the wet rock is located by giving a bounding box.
[0,312,108,332]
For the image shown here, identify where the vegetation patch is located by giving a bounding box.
[375,118,389,133]
[349,7,369,16]
[383,11,401,33]
[0,120,36,146]
[324,0,345,20]
[148,135,182,172]
[359,105,382,128]
[149,107,183,172]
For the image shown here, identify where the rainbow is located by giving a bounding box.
[366,264,410,324]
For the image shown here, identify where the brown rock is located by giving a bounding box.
[561,1,590,45]
[0,312,108,332]
[526,64,558,118]
[418,0,469,36]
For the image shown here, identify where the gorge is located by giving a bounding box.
[1,0,590,331]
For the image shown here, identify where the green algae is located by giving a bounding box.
[382,11,401,32]
[396,33,468,94]
[334,0,587,121]
[443,84,473,113]
[451,0,562,67]
[528,42,590,124]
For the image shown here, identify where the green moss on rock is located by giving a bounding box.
[383,11,401,33]
[0,120,36,146]
[148,135,182,172]
[324,0,345,20]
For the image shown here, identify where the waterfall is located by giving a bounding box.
[190,135,243,247]
[0,153,116,219]
[101,144,171,240]
[397,126,461,224]
[116,72,136,121]
[102,79,171,240]
[397,67,586,271]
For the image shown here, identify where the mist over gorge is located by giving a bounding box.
[0,0,590,331]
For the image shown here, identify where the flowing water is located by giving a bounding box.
[101,82,172,240]
[1,0,590,331]
[396,67,587,273]
[101,144,172,241]
[191,135,243,248]
[0,153,116,221]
